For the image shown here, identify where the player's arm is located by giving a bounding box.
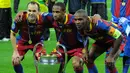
[11,20,21,65]
[10,31,17,51]
[83,37,89,53]
[11,18,20,51]
[10,30,20,65]
[11,12,23,49]
[82,36,89,62]
[98,20,123,57]
[108,26,123,58]
[105,27,123,68]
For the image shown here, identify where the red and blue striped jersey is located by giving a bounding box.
[42,13,84,49]
[79,20,122,44]
[11,12,45,44]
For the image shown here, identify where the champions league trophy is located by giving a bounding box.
[33,43,68,73]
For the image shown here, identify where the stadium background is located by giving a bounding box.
[0,0,129,73]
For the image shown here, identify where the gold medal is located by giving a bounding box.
[122,2,126,6]
[28,40,32,44]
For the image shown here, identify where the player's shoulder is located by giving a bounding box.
[97,19,109,26]
[41,12,53,21]
[14,11,27,23]
[65,14,75,24]
[96,19,111,30]
[41,12,52,17]
[68,14,74,19]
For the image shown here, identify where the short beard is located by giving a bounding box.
[27,14,37,23]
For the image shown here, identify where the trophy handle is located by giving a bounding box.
[33,43,44,67]
[56,44,68,73]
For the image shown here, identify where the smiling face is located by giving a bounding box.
[52,5,65,21]
[27,3,39,23]
[74,12,90,31]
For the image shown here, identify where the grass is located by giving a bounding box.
[0,0,130,73]
[0,40,126,73]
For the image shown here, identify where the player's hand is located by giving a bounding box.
[12,50,22,65]
[35,53,41,60]
[72,56,83,68]
[14,11,24,23]
[105,56,115,69]
[82,53,89,63]
[81,49,89,63]
[92,14,102,24]
[35,49,46,60]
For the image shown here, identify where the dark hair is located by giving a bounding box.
[53,2,66,11]
[75,9,88,17]
[27,1,40,11]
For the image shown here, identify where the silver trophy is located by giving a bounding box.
[33,43,67,73]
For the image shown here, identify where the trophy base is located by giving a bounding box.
[38,63,61,73]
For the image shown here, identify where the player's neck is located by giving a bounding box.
[57,15,66,24]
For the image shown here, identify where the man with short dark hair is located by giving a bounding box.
[42,2,85,73]
[74,9,123,73]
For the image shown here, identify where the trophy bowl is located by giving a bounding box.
[37,54,61,73]
[33,43,67,73]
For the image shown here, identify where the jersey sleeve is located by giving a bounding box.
[97,20,122,39]
[11,22,19,34]
[11,12,26,34]
[42,12,53,28]
[11,14,23,34]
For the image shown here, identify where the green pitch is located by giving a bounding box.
[0,0,129,73]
